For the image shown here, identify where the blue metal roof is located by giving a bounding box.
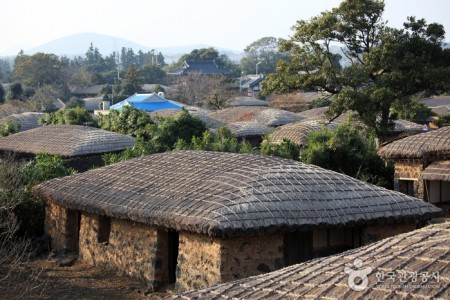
[110,93,183,112]
[132,102,182,111]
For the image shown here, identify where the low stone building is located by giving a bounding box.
[170,222,450,299]
[32,151,440,291]
[0,125,135,172]
[378,126,450,211]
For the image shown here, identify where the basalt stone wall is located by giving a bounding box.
[45,200,79,253]
[176,232,222,291]
[176,232,284,291]
[393,160,425,199]
[361,222,417,245]
[219,233,284,282]
[78,213,168,288]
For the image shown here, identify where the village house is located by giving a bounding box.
[209,106,305,127]
[378,126,450,212]
[0,112,45,132]
[0,125,135,172]
[170,222,449,299]
[32,151,440,291]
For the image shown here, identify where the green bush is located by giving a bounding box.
[39,107,96,126]
[260,138,300,160]
[0,153,75,237]
[0,120,21,137]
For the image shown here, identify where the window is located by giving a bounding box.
[97,216,111,244]
[399,179,415,196]
[283,231,313,266]
[426,180,450,204]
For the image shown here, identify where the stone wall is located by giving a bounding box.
[219,233,284,282]
[78,213,167,289]
[361,222,417,245]
[176,232,222,291]
[44,200,79,253]
[176,232,284,291]
[393,160,425,199]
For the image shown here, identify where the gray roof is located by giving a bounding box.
[0,125,135,157]
[422,160,450,181]
[169,222,450,299]
[33,151,440,237]
[378,127,450,159]
[71,85,104,96]
[168,60,228,75]
[0,112,45,132]
[392,119,423,132]
[420,95,450,108]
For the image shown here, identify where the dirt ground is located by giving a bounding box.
[0,256,174,300]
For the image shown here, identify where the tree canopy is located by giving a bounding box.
[240,37,285,75]
[261,0,450,136]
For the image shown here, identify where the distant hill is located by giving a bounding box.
[25,32,244,62]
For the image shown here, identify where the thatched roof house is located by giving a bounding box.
[378,127,450,160]
[0,112,45,132]
[267,120,339,146]
[170,222,449,299]
[0,125,135,171]
[209,107,304,126]
[226,97,268,107]
[378,127,450,208]
[297,106,330,119]
[33,151,440,291]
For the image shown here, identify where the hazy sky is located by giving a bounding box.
[2,0,449,55]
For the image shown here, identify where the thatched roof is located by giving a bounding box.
[0,112,45,132]
[378,127,450,160]
[268,120,339,146]
[226,97,268,107]
[432,105,450,116]
[224,122,273,138]
[147,109,224,129]
[0,125,135,157]
[169,222,450,299]
[392,119,423,132]
[297,106,329,119]
[420,95,450,107]
[82,97,103,111]
[209,107,304,127]
[423,160,450,182]
[33,151,440,237]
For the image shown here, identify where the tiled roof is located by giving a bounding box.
[33,151,440,237]
[168,60,228,75]
[0,125,135,157]
[170,222,450,299]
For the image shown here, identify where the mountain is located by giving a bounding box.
[26,32,151,56]
[25,32,244,62]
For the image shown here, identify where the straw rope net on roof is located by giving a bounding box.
[268,120,339,145]
[226,97,268,107]
[0,112,45,131]
[224,122,273,138]
[33,151,440,237]
[0,125,135,157]
[378,126,450,159]
[170,222,450,300]
[209,107,304,126]
[423,160,450,181]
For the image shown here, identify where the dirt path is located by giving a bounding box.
[0,256,173,299]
